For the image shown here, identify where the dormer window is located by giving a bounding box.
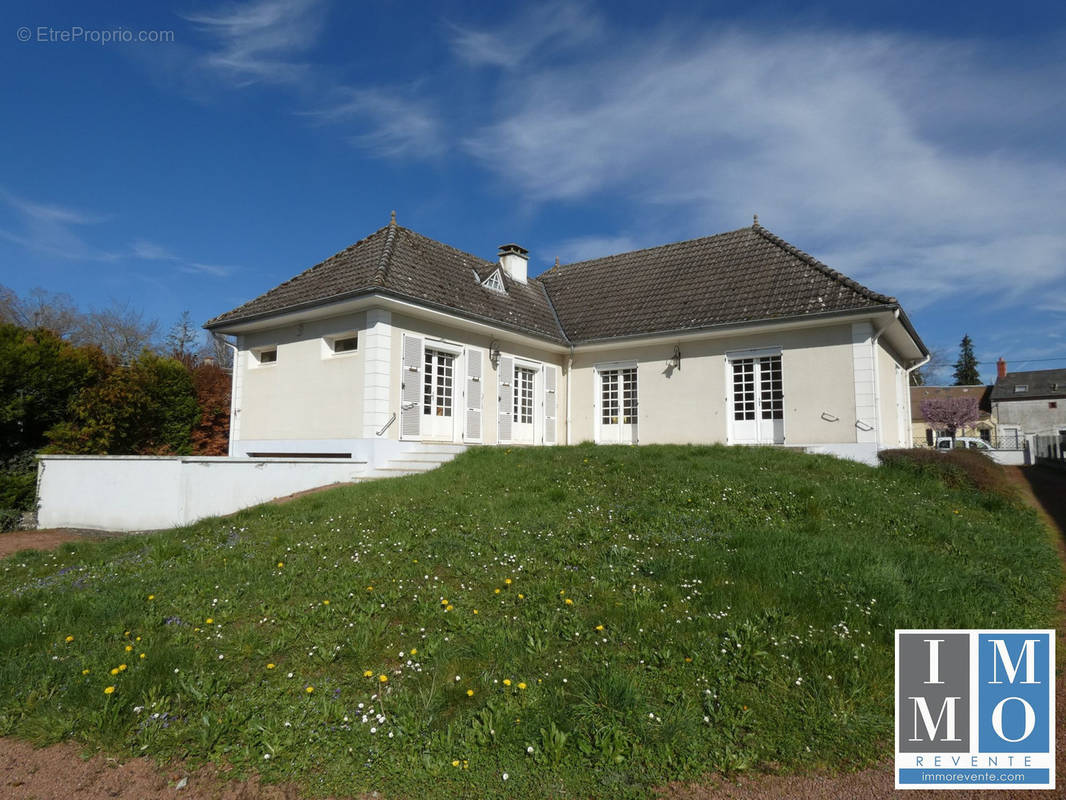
[481,268,506,293]
[1014,384,1028,393]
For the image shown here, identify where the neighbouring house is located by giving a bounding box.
[204,214,928,465]
[910,384,994,447]
[990,360,1066,451]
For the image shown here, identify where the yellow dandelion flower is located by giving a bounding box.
[125,645,133,652]
[110,668,119,675]
[306,686,314,694]
[494,588,501,594]
[118,664,127,671]
[559,590,565,596]
[205,618,213,625]
[445,604,454,611]
[518,593,525,599]
[147,595,155,600]
[503,679,512,686]
[277,562,284,568]
[517,682,527,690]
[441,599,449,606]
[473,609,479,615]
[135,636,141,642]
[451,760,460,767]
[379,674,388,683]
[82,669,90,675]
[410,648,417,656]
[565,598,574,606]
[366,586,373,591]
[504,578,512,585]
[139,653,146,659]
[267,663,276,669]
[466,689,474,697]
[364,670,374,677]
[65,635,74,643]
[322,600,330,605]
[104,686,115,695]
[684,657,692,663]
[595,625,604,631]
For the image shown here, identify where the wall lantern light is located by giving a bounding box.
[668,345,681,371]
[489,340,501,369]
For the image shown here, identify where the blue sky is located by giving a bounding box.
[3,0,1065,381]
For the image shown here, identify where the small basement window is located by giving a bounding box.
[326,333,358,354]
[254,347,277,365]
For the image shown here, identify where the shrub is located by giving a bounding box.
[878,448,1019,503]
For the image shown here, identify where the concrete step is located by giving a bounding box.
[383,459,449,471]
[400,444,468,455]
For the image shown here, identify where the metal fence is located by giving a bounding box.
[1033,434,1066,465]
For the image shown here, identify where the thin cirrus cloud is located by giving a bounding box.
[0,190,119,262]
[460,25,1066,311]
[130,239,236,277]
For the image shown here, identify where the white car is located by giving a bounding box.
[934,437,993,452]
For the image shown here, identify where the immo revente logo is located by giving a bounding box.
[895,630,1055,790]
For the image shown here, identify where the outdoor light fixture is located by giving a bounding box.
[668,345,681,371]
[489,340,501,368]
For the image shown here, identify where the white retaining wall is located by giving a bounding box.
[37,456,368,532]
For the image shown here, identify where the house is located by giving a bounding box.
[910,384,993,446]
[990,360,1066,451]
[204,214,928,466]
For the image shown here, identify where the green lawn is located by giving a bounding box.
[0,445,1059,798]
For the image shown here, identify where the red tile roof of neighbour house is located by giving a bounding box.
[206,218,924,351]
[910,385,993,423]
[990,369,1066,402]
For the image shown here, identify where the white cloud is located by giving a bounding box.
[461,26,1066,310]
[547,234,640,266]
[448,1,604,68]
[0,190,117,261]
[303,87,445,158]
[183,0,326,87]
[130,238,235,277]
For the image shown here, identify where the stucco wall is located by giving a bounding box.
[388,312,568,445]
[569,324,858,445]
[37,456,367,532]
[877,340,907,447]
[237,312,366,441]
[994,399,1066,436]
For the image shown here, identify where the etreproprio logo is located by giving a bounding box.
[895,630,1055,790]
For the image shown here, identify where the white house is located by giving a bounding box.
[204,214,928,465]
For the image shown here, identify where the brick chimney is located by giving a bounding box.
[997,357,1007,379]
[498,243,528,284]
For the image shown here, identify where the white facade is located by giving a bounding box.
[216,296,920,465]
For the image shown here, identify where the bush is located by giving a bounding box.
[878,448,1019,503]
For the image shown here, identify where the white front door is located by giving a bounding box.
[512,366,536,444]
[730,355,783,444]
[422,347,455,441]
[598,367,637,444]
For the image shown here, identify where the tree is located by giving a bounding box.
[0,285,82,339]
[920,396,981,442]
[910,346,949,386]
[166,310,199,361]
[76,301,159,364]
[46,351,200,455]
[952,335,980,385]
[190,362,231,455]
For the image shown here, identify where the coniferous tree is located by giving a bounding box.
[952,335,980,385]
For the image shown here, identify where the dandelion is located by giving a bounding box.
[125,645,133,652]
[147,595,155,600]
[466,689,474,697]
[595,625,604,631]
[104,686,115,695]
[306,686,314,694]
[409,648,417,656]
[139,653,146,659]
[364,670,374,677]
[503,679,512,686]
[267,663,276,669]
[565,598,574,606]
[379,674,388,683]
[473,609,479,615]
[366,586,373,591]
[518,593,525,599]
[277,562,284,568]
[517,682,527,690]
[64,635,74,643]
[82,669,90,675]
[452,760,460,768]
[494,588,501,594]
[322,600,330,605]
[205,618,213,624]
[110,668,119,675]
[445,604,454,611]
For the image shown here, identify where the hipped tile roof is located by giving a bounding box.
[207,219,904,345]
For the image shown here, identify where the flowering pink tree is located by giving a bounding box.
[920,397,981,442]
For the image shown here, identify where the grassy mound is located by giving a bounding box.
[878,447,1020,503]
[0,445,1059,798]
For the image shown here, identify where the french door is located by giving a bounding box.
[598,366,637,444]
[512,366,536,444]
[422,347,455,441]
[730,355,783,444]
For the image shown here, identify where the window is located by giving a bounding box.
[331,335,358,353]
[1015,384,1028,393]
[481,270,506,293]
[732,355,782,421]
[1050,401,1058,410]
[514,366,535,424]
[601,367,637,424]
[925,429,934,446]
[254,347,277,365]
[423,348,454,417]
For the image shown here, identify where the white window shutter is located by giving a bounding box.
[465,348,483,442]
[497,355,513,443]
[543,364,558,445]
[400,334,423,439]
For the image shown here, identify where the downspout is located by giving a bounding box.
[903,352,931,448]
[869,310,898,450]
[215,333,240,457]
[565,345,574,445]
